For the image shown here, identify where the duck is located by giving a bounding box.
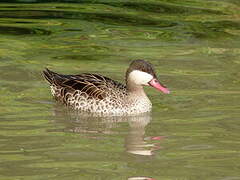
[43,59,170,115]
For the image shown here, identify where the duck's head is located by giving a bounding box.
[126,60,170,94]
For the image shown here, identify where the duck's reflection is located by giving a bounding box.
[125,114,164,156]
[53,106,164,156]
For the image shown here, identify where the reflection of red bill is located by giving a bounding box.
[128,177,155,180]
[149,78,170,94]
[151,136,165,141]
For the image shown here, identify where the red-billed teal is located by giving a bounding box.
[43,60,170,115]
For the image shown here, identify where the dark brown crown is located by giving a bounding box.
[126,59,157,80]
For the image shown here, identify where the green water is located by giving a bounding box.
[0,1,240,179]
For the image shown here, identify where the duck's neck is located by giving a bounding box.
[126,80,152,113]
[126,80,147,97]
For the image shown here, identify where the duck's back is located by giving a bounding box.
[43,69,128,113]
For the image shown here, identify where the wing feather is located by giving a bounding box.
[43,69,126,100]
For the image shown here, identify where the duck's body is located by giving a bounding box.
[43,60,169,115]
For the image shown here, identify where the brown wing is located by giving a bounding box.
[43,68,126,100]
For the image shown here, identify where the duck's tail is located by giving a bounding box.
[42,68,54,84]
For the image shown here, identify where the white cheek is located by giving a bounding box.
[128,70,153,85]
